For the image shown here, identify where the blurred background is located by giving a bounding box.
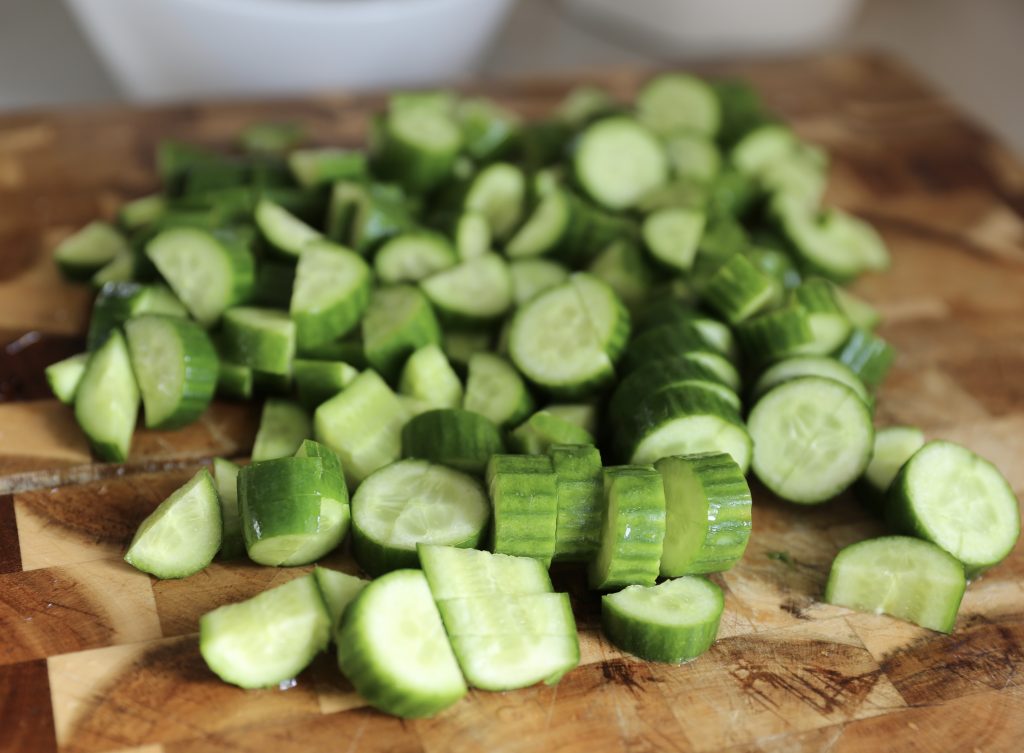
[1,0,1021,153]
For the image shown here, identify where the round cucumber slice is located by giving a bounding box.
[401,408,505,475]
[748,376,874,504]
[463,353,533,428]
[291,240,372,350]
[642,207,705,273]
[574,116,668,210]
[506,189,571,258]
[352,459,489,576]
[602,576,723,663]
[420,253,512,325]
[855,426,926,513]
[752,355,870,406]
[637,73,721,136]
[375,232,457,284]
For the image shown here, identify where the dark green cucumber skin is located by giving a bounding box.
[237,457,326,550]
[402,409,505,476]
[620,324,724,376]
[216,361,253,399]
[362,286,443,383]
[608,356,732,420]
[550,444,604,562]
[735,305,814,366]
[601,586,722,663]
[487,454,559,565]
[87,281,147,350]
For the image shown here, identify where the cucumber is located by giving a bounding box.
[637,73,721,137]
[609,357,742,417]
[124,315,218,429]
[293,359,360,409]
[664,132,721,182]
[221,306,296,377]
[451,211,491,260]
[291,240,372,350]
[758,144,828,207]
[642,207,705,272]
[836,328,895,390]
[621,323,734,378]
[887,441,1020,576]
[544,403,598,437]
[212,457,245,560]
[748,376,874,504]
[752,355,871,406]
[420,253,513,327]
[437,592,574,638]
[588,465,667,590]
[289,148,367,188]
[216,361,253,400]
[463,353,533,428]
[255,198,324,257]
[74,329,140,462]
[87,281,188,350]
[505,189,572,258]
[118,194,167,231]
[442,329,493,369]
[402,408,505,475]
[550,444,604,562]
[602,576,723,663]
[457,97,521,162]
[313,566,368,636]
[351,459,489,576]
[373,106,462,194]
[735,304,815,367]
[824,208,890,272]
[418,544,554,599]
[337,569,467,718]
[704,252,777,325]
[314,370,407,487]
[251,399,312,462]
[856,426,926,513]
[509,258,570,306]
[200,573,331,689]
[55,221,129,280]
[362,285,442,381]
[375,232,457,284]
[731,124,796,175]
[509,410,595,455]
[90,251,136,287]
[771,196,864,282]
[45,353,89,404]
[399,344,463,410]
[574,117,668,210]
[487,454,559,565]
[825,536,966,633]
[831,284,882,331]
[587,240,655,308]
[557,84,617,126]
[788,279,852,355]
[655,453,752,576]
[146,226,255,325]
[446,632,578,692]
[124,468,222,578]
[464,162,526,240]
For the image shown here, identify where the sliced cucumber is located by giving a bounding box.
[45,353,89,405]
[55,221,129,280]
[772,196,864,282]
[402,408,505,476]
[642,207,705,272]
[824,208,890,272]
[825,536,966,633]
[375,232,457,284]
[831,284,882,331]
[637,73,721,136]
[216,361,253,400]
[574,117,668,210]
[731,124,797,175]
[609,356,742,418]
[452,211,491,260]
[294,359,360,409]
[464,162,526,240]
[457,97,521,162]
[251,399,312,462]
[509,410,595,455]
[289,147,367,188]
[373,106,462,194]
[200,573,331,689]
[221,307,296,377]
[856,426,926,513]
[544,403,598,437]
[887,441,1020,576]
[587,239,655,308]
[399,344,463,410]
[463,353,533,428]
[550,444,604,562]
[704,253,777,325]
[665,132,721,182]
[124,315,218,429]
[255,198,323,257]
[313,566,368,637]
[338,569,467,718]
[124,468,222,578]
[487,454,559,565]
[602,576,723,663]
[291,240,372,350]
[352,459,489,576]
[418,544,554,599]
[87,281,188,351]
[621,323,732,377]
[788,279,852,355]
[753,355,870,406]
[735,304,815,367]
[362,285,442,381]
[505,189,572,258]
[421,253,512,326]
[748,376,874,504]
[442,328,493,369]
[74,329,140,462]
[655,453,752,576]
[118,194,167,231]
[447,632,578,692]
[588,465,667,590]
[437,592,574,638]
[213,457,245,560]
[836,328,895,390]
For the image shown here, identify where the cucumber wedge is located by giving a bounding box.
[221,307,296,377]
[402,408,505,476]
[251,399,312,462]
[291,240,372,350]
[362,285,442,381]
[45,353,89,405]
[74,329,140,462]
[213,457,245,560]
[574,117,668,210]
[313,566,369,637]
[55,221,129,280]
[855,426,926,513]
[463,353,533,428]
[399,344,463,410]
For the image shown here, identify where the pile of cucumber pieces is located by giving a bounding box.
[48,72,1020,716]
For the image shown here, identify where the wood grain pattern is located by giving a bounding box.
[0,52,1022,752]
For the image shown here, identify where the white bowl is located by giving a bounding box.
[561,0,862,57]
[64,0,515,102]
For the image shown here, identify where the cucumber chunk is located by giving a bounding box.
[752,355,870,406]
[251,399,311,462]
[45,353,89,405]
[313,566,368,637]
[294,359,360,409]
[402,408,505,475]
[291,240,372,350]
[255,198,323,257]
[464,162,526,240]
[55,221,129,280]
[487,454,559,565]
[421,253,513,326]
[74,329,140,462]
[362,285,442,381]
[399,344,463,410]
[212,457,244,560]
[221,307,296,377]
[856,426,926,512]
[574,117,668,210]
[375,232,457,284]
[637,73,721,137]
[418,544,554,600]
[509,410,595,455]
[550,444,604,562]
[642,207,705,273]
[463,353,533,428]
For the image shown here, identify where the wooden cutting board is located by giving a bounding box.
[1,52,1023,753]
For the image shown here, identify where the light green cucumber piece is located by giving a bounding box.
[200,573,331,688]
[399,344,463,410]
[45,353,89,404]
[418,544,554,600]
[293,359,359,409]
[704,253,777,325]
[665,131,721,182]
[637,73,721,136]
[375,232,457,284]
[609,357,741,419]
[509,410,595,455]
[855,426,926,513]
[289,148,367,188]
[402,408,505,475]
[463,353,533,428]
[240,121,302,154]
[420,253,512,325]
[255,198,324,257]
[464,162,526,240]
[487,454,559,565]
[87,281,188,351]
[374,106,462,194]
[124,468,222,578]
[437,592,575,638]
[314,566,368,637]
[251,399,312,462]
[825,536,966,633]
[642,207,705,272]
[457,97,521,161]
[452,211,491,260]
[731,124,797,175]
[338,569,467,718]
[772,196,865,282]
[836,328,895,390]
[509,258,570,306]
[505,188,572,258]
[824,208,890,273]
[735,304,815,367]
[446,633,579,690]
[351,458,489,576]
[831,284,882,331]
[212,457,244,560]
[55,221,129,280]
[90,250,136,288]
[362,285,442,381]
[748,376,874,504]
[788,278,852,355]
[74,329,139,462]
[442,329,493,369]
[602,576,723,663]
[575,116,668,210]
[587,240,655,308]
[550,444,603,562]
[544,404,598,437]
[118,194,167,231]
[655,453,752,576]
[291,240,372,350]
[752,355,871,406]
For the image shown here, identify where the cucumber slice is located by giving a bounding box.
[731,124,797,175]
[338,569,466,718]
[212,457,244,560]
[421,253,513,326]
[509,258,570,306]
[45,353,89,404]
[314,370,408,487]
[655,453,752,576]
[637,73,721,137]
[610,357,742,418]
[313,566,368,637]
[74,329,140,462]
[352,459,489,576]
[200,573,331,689]
[887,441,1020,576]
[602,576,723,663]
[399,344,463,410]
[831,284,882,331]
[255,198,323,257]
[437,592,574,637]
[621,323,732,377]
[835,328,895,390]
[824,208,890,272]
[587,240,655,308]
[457,97,521,162]
[90,251,136,288]
[87,281,188,351]
[704,253,777,325]
[55,221,129,280]
[221,307,296,377]
[294,359,359,409]
[362,285,442,382]
[447,633,579,691]
[375,232,457,284]
[289,148,367,188]
[463,353,533,428]
[373,107,461,194]
[291,240,372,350]
[588,465,667,590]
[825,536,966,633]
[735,304,815,367]
[464,162,526,240]
[509,410,595,455]
[216,361,253,400]
[772,196,863,282]
[544,404,598,437]
[665,132,721,182]
[442,328,493,369]
[753,355,871,406]
[418,544,554,599]
[642,207,705,272]
[550,444,603,562]
[856,426,926,513]
[574,117,668,210]
[748,376,874,504]
[124,315,218,429]
[557,84,617,126]
[119,194,167,231]
[251,399,312,462]
[505,189,572,258]
[452,211,491,260]
[124,468,222,579]
[146,227,255,325]
[788,279,852,355]
[402,408,505,475]
[487,454,559,565]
